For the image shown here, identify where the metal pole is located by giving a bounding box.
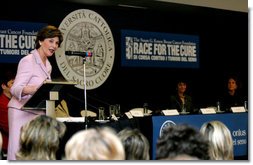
[83,57,88,130]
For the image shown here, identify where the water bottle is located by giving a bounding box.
[244,101,248,111]
[181,103,186,113]
[98,107,105,120]
[115,104,121,117]
[143,103,148,115]
[217,101,221,112]
[109,105,115,117]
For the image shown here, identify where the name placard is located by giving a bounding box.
[130,110,144,117]
[162,109,179,116]
[231,106,246,113]
[200,108,216,114]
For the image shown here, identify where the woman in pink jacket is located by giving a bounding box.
[7,25,63,160]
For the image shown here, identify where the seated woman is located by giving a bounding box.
[220,75,246,112]
[168,79,196,114]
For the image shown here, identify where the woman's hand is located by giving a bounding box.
[22,85,38,95]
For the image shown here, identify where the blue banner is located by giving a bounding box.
[0,20,47,63]
[152,113,248,159]
[121,29,199,68]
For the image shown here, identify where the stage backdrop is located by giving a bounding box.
[0,0,248,114]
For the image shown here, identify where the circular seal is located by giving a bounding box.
[55,9,115,90]
[159,120,176,137]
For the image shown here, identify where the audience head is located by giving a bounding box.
[65,127,125,160]
[200,120,234,160]
[156,124,210,160]
[16,115,66,160]
[117,128,150,160]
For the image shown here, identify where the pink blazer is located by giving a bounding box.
[8,49,52,110]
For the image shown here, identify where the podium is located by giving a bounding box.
[22,80,77,118]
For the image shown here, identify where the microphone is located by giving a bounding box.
[65,51,93,57]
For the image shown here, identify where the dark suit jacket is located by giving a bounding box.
[169,94,195,114]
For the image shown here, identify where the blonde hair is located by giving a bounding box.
[16,115,66,160]
[200,120,234,160]
[65,127,125,160]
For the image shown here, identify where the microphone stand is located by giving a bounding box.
[65,50,91,130]
[83,57,88,130]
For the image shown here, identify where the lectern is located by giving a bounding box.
[22,80,77,118]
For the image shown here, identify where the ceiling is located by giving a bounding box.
[61,0,248,13]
